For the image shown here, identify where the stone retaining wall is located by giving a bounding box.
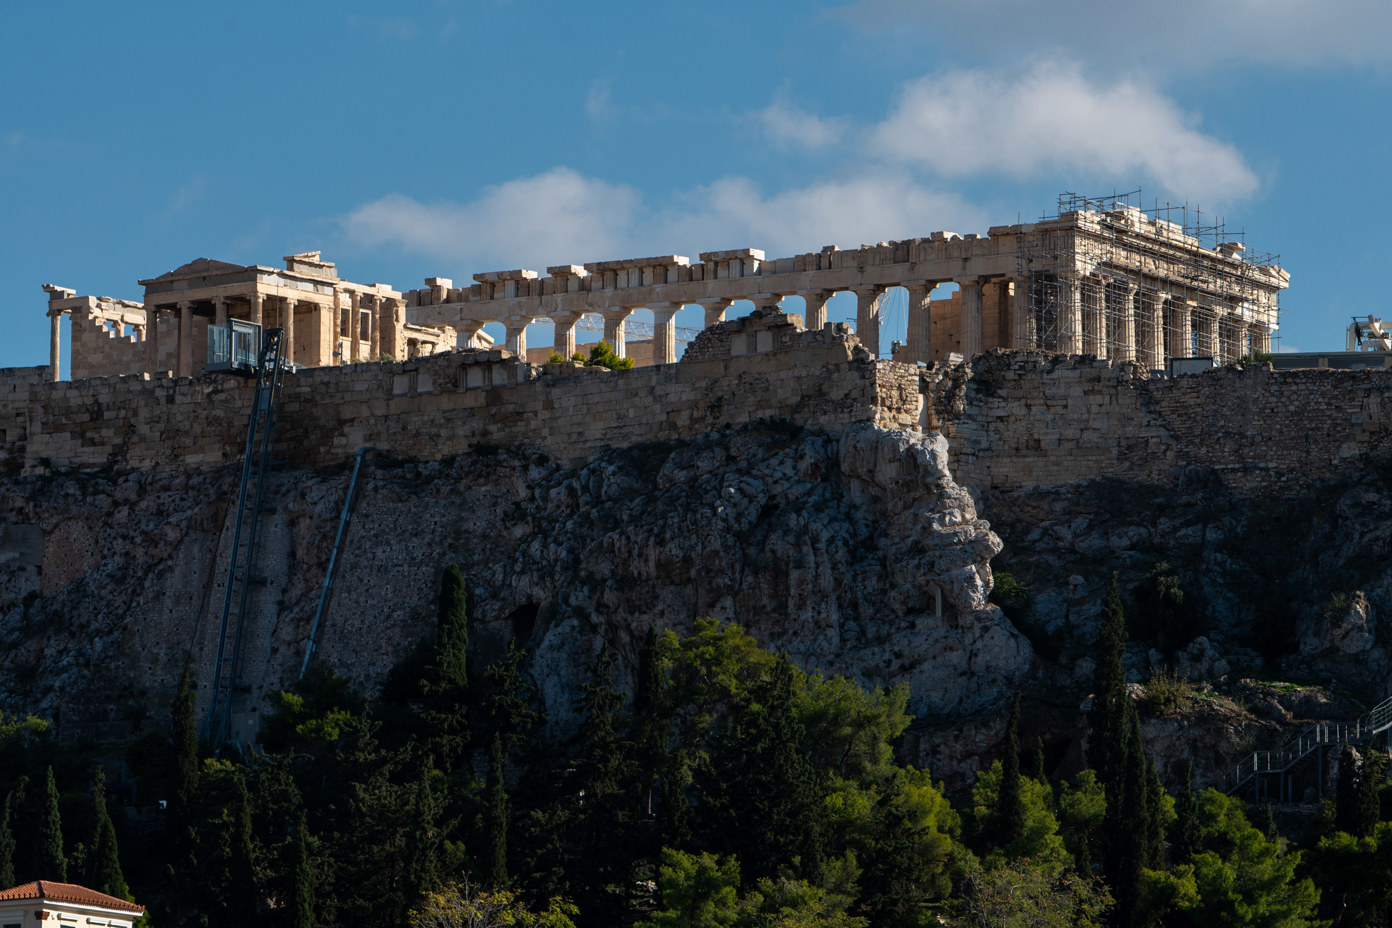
[5,335,908,477]
[932,351,1392,496]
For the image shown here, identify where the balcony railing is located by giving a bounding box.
[206,320,262,373]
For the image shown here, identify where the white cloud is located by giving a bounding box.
[345,168,641,270]
[655,172,986,257]
[586,79,614,127]
[837,0,1392,70]
[758,97,847,150]
[345,167,986,272]
[868,62,1258,204]
[163,176,207,219]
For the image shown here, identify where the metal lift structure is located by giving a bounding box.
[205,327,289,747]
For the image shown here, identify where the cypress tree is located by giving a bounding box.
[230,770,258,924]
[1033,737,1049,786]
[1144,755,1165,868]
[38,766,65,881]
[1108,706,1149,925]
[435,564,468,692]
[288,811,314,928]
[998,691,1025,849]
[0,791,13,888]
[484,733,509,889]
[1355,748,1386,838]
[404,761,442,906]
[1172,760,1198,862]
[171,663,199,826]
[1254,801,1278,841]
[1336,742,1360,835]
[1089,573,1130,797]
[88,768,128,899]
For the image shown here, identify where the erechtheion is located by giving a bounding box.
[45,195,1288,381]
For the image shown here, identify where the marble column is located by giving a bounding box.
[553,313,579,358]
[1082,277,1104,357]
[956,279,983,358]
[349,292,361,362]
[283,296,296,366]
[853,286,885,357]
[177,301,193,377]
[1192,303,1215,358]
[603,308,635,359]
[369,296,382,359]
[698,299,732,329]
[144,305,161,372]
[1250,324,1272,354]
[250,293,263,327]
[1138,290,1163,370]
[458,321,486,350]
[799,290,830,330]
[504,317,527,357]
[1165,298,1192,359]
[1012,277,1034,350]
[1056,273,1082,355]
[905,283,933,363]
[1108,281,1137,362]
[214,297,228,327]
[650,303,679,365]
[389,299,405,360]
[48,311,62,381]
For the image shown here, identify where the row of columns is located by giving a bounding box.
[137,292,410,377]
[1020,272,1274,367]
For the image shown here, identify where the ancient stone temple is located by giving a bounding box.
[45,195,1288,381]
[45,252,459,381]
[404,199,1287,369]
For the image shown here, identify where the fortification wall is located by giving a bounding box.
[932,352,1392,496]
[4,328,918,478]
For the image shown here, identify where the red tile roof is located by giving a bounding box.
[0,881,144,913]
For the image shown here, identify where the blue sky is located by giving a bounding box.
[5,0,1391,367]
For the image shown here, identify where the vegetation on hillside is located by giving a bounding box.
[0,565,1383,927]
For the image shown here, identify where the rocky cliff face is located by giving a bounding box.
[0,421,1029,779]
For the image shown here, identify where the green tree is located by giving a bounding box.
[645,848,742,928]
[952,854,1112,928]
[1057,769,1107,875]
[171,662,199,833]
[484,734,509,890]
[38,766,65,880]
[968,761,1067,864]
[587,341,635,371]
[1356,749,1387,839]
[1182,789,1320,928]
[1033,738,1049,788]
[1336,743,1361,836]
[0,790,14,888]
[1089,574,1130,797]
[88,768,129,900]
[1307,821,1392,926]
[405,762,444,907]
[409,879,577,928]
[703,656,826,885]
[434,564,469,692]
[1172,760,1199,863]
[229,769,258,925]
[289,811,315,928]
[998,692,1025,849]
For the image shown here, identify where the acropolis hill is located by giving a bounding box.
[7,197,1390,787]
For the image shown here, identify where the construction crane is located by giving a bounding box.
[1348,315,1392,351]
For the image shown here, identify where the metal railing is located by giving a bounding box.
[1226,693,1392,795]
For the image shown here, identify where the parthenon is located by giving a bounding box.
[45,196,1288,381]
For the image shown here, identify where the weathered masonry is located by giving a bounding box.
[44,252,459,381]
[404,196,1287,368]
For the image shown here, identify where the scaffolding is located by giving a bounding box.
[1015,190,1286,369]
